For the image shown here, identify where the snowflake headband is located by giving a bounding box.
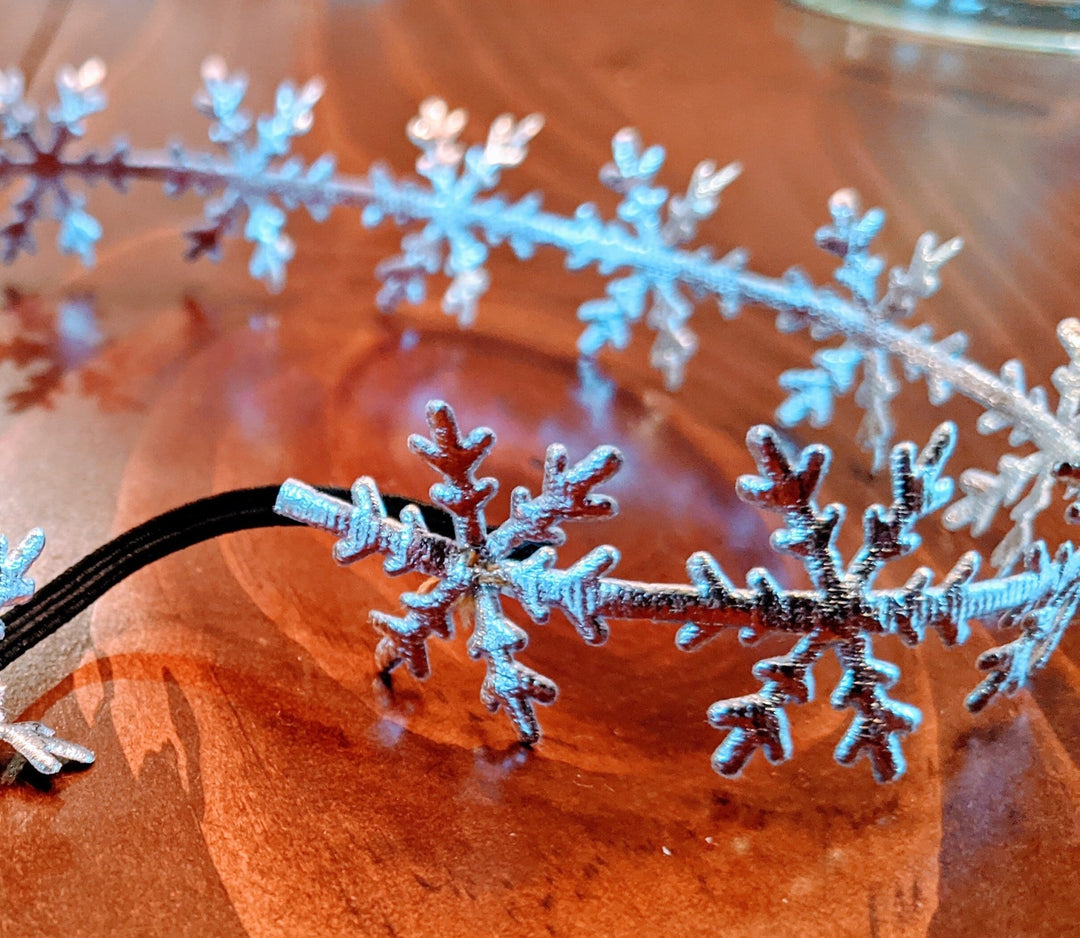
[0,58,1075,786]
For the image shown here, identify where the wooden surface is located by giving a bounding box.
[0,2,1078,935]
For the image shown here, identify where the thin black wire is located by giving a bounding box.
[0,486,459,671]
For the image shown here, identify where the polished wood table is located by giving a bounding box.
[0,2,1077,935]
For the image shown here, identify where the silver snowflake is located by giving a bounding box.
[276,400,621,744]
[0,59,108,265]
[187,55,329,290]
[576,128,743,389]
[366,97,544,325]
[0,528,94,780]
[777,189,964,471]
[677,423,955,781]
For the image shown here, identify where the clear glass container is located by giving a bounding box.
[787,0,1080,53]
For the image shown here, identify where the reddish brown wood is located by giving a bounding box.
[0,2,1077,934]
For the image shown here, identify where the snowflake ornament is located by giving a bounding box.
[277,400,621,745]
[776,189,964,472]
[576,129,743,389]
[0,58,109,266]
[679,422,956,781]
[367,98,544,325]
[0,528,94,780]
[187,56,328,290]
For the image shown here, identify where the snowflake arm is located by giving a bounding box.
[706,691,794,775]
[0,528,45,606]
[879,231,964,321]
[831,636,922,782]
[486,441,622,559]
[371,554,472,679]
[965,541,1080,713]
[844,422,956,586]
[408,399,498,548]
[0,712,95,779]
[468,583,558,745]
[737,425,845,593]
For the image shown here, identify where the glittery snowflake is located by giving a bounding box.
[185,56,330,290]
[365,98,544,325]
[676,422,958,781]
[776,189,965,472]
[0,59,109,266]
[0,528,94,779]
[574,129,743,389]
[276,399,621,744]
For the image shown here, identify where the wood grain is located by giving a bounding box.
[0,2,1077,935]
